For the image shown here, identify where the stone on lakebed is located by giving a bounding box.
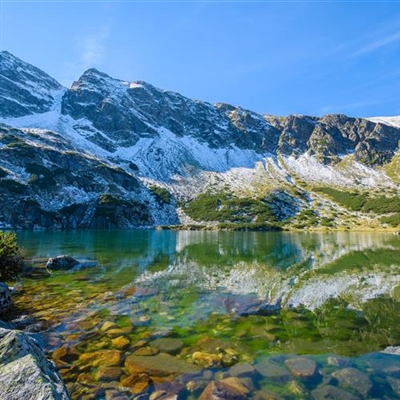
[125,353,200,378]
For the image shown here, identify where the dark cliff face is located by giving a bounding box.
[0,124,178,230]
[269,114,400,166]
[60,69,280,153]
[0,51,63,118]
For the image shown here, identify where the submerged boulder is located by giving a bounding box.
[46,255,79,271]
[0,327,70,399]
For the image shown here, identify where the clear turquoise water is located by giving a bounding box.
[11,230,400,399]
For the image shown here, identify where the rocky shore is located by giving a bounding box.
[0,322,70,400]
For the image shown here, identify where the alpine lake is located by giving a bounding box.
[7,230,400,399]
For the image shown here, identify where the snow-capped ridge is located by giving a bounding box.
[367,116,400,128]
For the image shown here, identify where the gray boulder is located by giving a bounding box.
[46,255,79,270]
[0,327,70,399]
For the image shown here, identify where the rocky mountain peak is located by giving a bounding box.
[0,51,64,118]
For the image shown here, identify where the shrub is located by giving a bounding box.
[314,187,400,214]
[185,192,278,224]
[0,231,24,281]
[381,214,400,227]
[314,187,367,211]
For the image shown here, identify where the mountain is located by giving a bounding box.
[0,51,399,230]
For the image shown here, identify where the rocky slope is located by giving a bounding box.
[0,51,399,230]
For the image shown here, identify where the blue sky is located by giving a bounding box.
[1,1,399,118]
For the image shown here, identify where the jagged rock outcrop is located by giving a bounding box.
[0,327,70,399]
[0,51,64,118]
[269,113,400,165]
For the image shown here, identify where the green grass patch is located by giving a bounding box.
[149,186,172,205]
[185,192,279,225]
[380,213,400,227]
[314,187,400,214]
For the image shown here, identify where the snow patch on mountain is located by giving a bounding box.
[282,153,393,188]
[367,116,400,128]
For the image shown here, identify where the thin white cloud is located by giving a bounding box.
[58,26,109,86]
[326,18,400,59]
[78,27,109,70]
[350,31,400,57]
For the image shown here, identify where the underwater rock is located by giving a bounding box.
[228,363,257,378]
[0,283,11,314]
[332,367,372,397]
[0,327,70,399]
[100,321,118,332]
[192,351,221,368]
[79,349,123,367]
[149,390,177,400]
[311,384,359,400]
[199,381,247,400]
[217,347,239,367]
[220,377,251,395]
[105,328,127,338]
[285,357,318,379]
[153,381,186,399]
[133,346,159,356]
[125,353,200,377]
[120,372,152,394]
[327,356,353,368]
[186,379,209,395]
[254,360,292,383]
[52,344,80,364]
[149,338,184,355]
[288,380,309,397]
[46,255,79,270]
[387,376,400,396]
[111,336,130,350]
[95,366,123,382]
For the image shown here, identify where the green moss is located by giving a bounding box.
[99,193,121,205]
[149,186,172,205]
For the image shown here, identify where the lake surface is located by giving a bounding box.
[10,231,400,399]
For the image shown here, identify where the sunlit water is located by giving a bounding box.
[8,231,400,399]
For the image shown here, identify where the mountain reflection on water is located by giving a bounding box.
[14,230,400,399]
[19,230,400,312]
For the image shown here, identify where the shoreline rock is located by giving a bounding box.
[0,326,71,399]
